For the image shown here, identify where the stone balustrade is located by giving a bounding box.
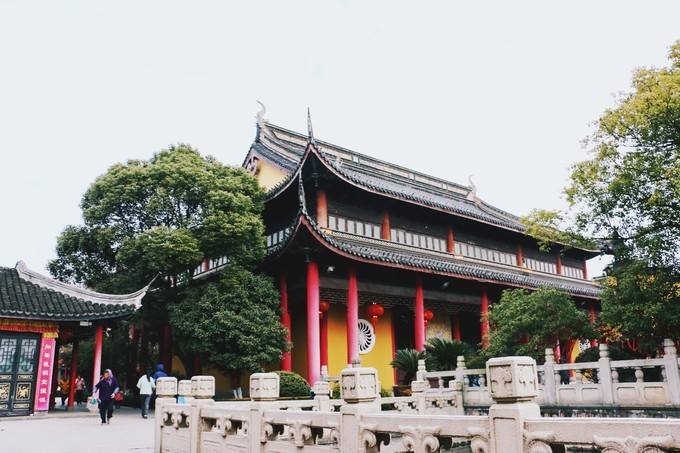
[155,355,680,453]
[422,339,680,408]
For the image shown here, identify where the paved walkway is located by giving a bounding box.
[0,407,154,453]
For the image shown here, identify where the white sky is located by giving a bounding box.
[1,1,678,277]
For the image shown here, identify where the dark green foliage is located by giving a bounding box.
[276,371,310,398]
[390,348,425,383]
[169,266,288,375]
[424,338,475,371]
[486,288,594,363]
[49,144,265,292]
[598,262,680,354]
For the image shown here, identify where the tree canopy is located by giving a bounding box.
[49,144,265,292]
[566,40,680,271]
[49,144,287,377]
[168,265,288,376]
[486,288,593,362]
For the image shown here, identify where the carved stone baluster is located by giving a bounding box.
[635,367,644,384]
[611,369,619,384]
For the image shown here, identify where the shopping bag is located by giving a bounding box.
[87,392,99,413]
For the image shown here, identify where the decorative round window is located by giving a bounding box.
[358,319,376,354]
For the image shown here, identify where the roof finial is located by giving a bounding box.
[466,175,478,201]
[255,100,267,134]
[307,107,315,145]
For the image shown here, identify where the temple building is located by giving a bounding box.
[238,109,601,388]
[0,261,149,417]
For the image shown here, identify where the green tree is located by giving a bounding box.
[48,144,280,379]
[50,144,265,290]
[521,40,680,351]
[566,40,680,271]
[168,266,288,380]
[486,288,593,362]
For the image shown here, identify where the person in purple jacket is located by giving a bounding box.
[95,369,119,424]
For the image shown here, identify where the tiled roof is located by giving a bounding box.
[251,122,529,233]
[0,264,144,321]
[264,201,601,299]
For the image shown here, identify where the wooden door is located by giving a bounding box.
[0,332,39,416]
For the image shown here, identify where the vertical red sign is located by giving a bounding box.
[34,337,56,412]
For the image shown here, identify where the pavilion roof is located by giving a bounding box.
[0,262,150,322]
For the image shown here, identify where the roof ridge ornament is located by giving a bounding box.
[255,101,267,140]
[307,107,315,146]
[466,175,477,199]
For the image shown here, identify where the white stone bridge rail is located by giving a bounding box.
[155,343,680,453]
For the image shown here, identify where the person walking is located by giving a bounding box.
[94,369,119,424]
[59,377,70,407]
[75,376,86,405]
[152,363,168,380]
[136,369,155,418]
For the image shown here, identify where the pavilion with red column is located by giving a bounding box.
[0,261,150,417]
[239,110,602,388]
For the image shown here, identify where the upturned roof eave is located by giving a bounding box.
[263,209,601,300]
[259,141,600,256]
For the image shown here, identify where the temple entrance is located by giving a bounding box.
[0,332,39,416]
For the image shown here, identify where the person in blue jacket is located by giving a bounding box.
[152,363,168,380]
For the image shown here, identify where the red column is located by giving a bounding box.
[582,260,589,280]
[589,302,599,347]
[414,278,426,351]
[480,288,490,349]
[316,190,328,228]
[161,326,173,374]
[346,266,359,364]
[446,228,455,253]
[517,245,524,267]
[67,340,79,410]
[381,211,391,240]
[92,324,103,392]
[279,274,292,371]
[451,314,461,341]
[306,261,321,384]
[193,356,203,375]
[320,313,329,367]
[556,255,563,275]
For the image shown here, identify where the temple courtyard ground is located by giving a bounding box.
[0,407,153,453]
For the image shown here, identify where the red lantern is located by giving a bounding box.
[424,309,434,327]
[319,301,331,319]
[366,303,385,328]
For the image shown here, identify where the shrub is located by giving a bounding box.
[275,371,310,398]
[390,349,425,384]
[425,338,475,371]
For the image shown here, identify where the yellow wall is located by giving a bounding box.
[325,305,395,391]
[291,311,308,381]
[256,160,288,191]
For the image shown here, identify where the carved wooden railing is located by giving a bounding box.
[155,358,680,453]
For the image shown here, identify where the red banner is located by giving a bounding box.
[34,337,56,412]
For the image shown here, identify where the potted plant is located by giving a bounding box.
[390,349,425,396]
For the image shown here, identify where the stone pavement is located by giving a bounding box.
[0,407,154,453]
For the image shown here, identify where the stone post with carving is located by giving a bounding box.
[187,376,215,453]
[154,376,178,453]
[314,380,331,412]
[486,356,541,453]
[598,343,614,405]
[543,348,556,405]
[339,366,381,453]
[662,339,680,405]
[249,372,280,452]
[455,355,466,386]
[178,379,194,405]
